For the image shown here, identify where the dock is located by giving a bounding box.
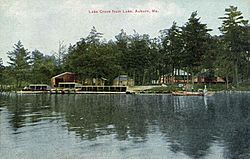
[18,85,128,94]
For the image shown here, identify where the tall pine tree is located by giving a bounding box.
[181,11,212,83]
[219,6,249,86]
[7,41,30,87]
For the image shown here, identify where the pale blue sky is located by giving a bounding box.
[0,0,250,65]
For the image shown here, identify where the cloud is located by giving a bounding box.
[5,0,249,66]
[57,0,185,38]
[3,1,29,18]
[141,0,185,17]
[0,0,185,58]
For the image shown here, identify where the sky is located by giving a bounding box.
[0,0,250,65]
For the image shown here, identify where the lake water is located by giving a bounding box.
[0,93,249,159]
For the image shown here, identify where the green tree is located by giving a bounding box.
[127,32,151,85]
[86,26,104,45]
[202,35,217,70]
[219,6,249,86]
[0,58,4,84]
[161,22,184,83]
[115,29,129,73]
[0,58,3,68]
[82,42,120,82]
[246,26,250,80]
[214,38,234,89]
[64,39,88,80]
[7,41,30,87]
[147,37,162,84]
[64,27,121,84]
[30,50,56,84]
[181,11,212,83]
[52,41,67,74]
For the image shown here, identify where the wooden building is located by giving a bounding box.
[113,75,134,86]
[194,76,225,83]
[51,72,76,87]
[83,77,107,86]
[160,69,191,84]
[160,69,226,84]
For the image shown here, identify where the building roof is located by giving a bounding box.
[114,75,129,81]
[101,77,107,81]
[51,72,75,79]
[58,82,79,84]
[28,84,50,86]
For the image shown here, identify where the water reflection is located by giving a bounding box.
[2,95,51,132]
[0,93,249,158]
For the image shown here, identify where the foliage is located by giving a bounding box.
[161,22,184,83]
[181,11,212,77]
[2,6,250,89]
[30,50,56,84]
[7,41,31,87]
[0,58,4,84]
[64,28,121,84]
[219,6,249,86]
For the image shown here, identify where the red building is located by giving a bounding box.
[51,72,76,87]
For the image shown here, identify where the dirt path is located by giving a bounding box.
[128,85,159,91]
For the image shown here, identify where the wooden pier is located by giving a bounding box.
[17,85,128,94]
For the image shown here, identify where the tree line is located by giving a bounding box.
[0,6,250,88]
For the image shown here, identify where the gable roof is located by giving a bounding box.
[51,72,75,79]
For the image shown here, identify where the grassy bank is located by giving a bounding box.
[137,83,250,94]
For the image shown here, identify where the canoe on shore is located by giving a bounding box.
[172,91,204,96]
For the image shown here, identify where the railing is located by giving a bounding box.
[76,86,127,92]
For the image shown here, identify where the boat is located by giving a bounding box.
[171,85,216,96]
[172,91,205,96]
[17,84,51,94]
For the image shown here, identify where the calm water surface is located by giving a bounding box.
[0,93,249,159]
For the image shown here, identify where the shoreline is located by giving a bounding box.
[2,90,250,96]
[1,84,250,95]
